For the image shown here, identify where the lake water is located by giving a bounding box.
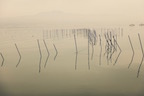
[0,25,144,96]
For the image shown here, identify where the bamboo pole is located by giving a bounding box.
[15,43,22,67]
[0,52,4,67]
[53,44,58,61]
[88,29,90,70]
[113,36,122,65]
[128,35,135,68]
[43,40,50,68]
[37,39,42,73]
[137,34,144,78]
[99,35,102,65]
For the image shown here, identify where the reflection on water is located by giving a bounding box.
[128,35,134,69]
[43,39,50,68]
[0,26,144,96]
[15,43,21,67]
[137,34,144,78]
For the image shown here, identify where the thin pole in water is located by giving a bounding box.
[109,33,116,62]
[15,43,21,67]
[75,52,78,70]
[99,34,102,65]
[128,35,135,68]
[43,39,50,68]
[137,34,144,78]
[53,44,58,61]
[88,29,90,70]
[74,33,78,53]
[91,39,94,60]
[113,36,122,65]
[74,33,78,70]
[37,39,42,73]
[0,52,4,67]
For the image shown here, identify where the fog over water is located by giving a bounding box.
[0,0,144,24]
[0,0,144,96]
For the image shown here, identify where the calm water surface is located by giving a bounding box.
[0,25,144,96]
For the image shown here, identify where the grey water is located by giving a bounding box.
[0,25,144,96]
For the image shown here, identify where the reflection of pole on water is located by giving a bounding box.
[109,32,116,62]
[94,30,97,45]
[0,52,4,67]
[128,35,135,69]
[104,33,109,56]
[88,30,90,70]
[15,43,22,67]
[89,31,94,60]
[104,32,110,65]
[37,39,42,73]
[91,39,94,60]
[74,33,78,53]
[109,35,116,63]
[109,32,112,55]
[113,36,122,65]
[106,32,110,64]
[75,52,78,70]
[53,44,58,61]
[137,34,144,78]
[43,40,50,68]
[99,35,102,65]
[74,33,78,70]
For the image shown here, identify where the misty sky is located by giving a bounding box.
[0,0,144,20]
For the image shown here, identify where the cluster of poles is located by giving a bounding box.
[37,39,58,73]
[0,28,144,78]
[73,28,143,78]
[0,40,58,73]
[74,28,122,70]
[43,28,88,39]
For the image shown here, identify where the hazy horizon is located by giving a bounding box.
[0,0,144,24]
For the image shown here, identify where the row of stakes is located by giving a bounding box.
[0,28,143,78]
[0,40,58,73]
[74,29,143,78]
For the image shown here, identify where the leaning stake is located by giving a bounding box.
[99,35,102,65]
[0,52,4,67]
[15,43,21,67]
[53,44,58,61]
[137,34,144,78]
[128,35,135,68]
[37,39,42,73]
[43,40,50,68]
